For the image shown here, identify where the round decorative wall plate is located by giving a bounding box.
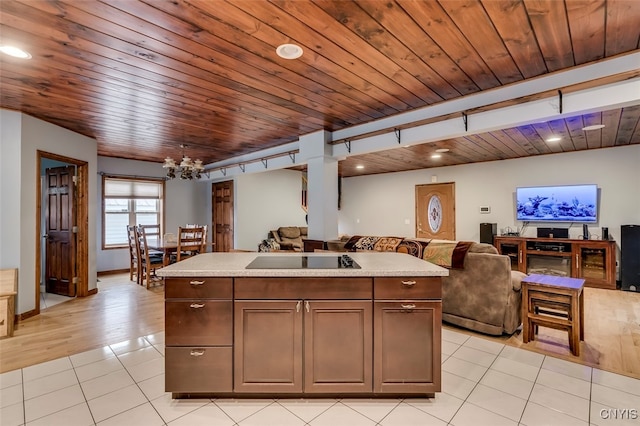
[427,195,443,233]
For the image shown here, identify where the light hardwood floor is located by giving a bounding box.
[1,274,639,380]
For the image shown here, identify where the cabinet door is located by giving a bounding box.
[573,242,616,289]
[374,301,441,394]
[496,238,525,272]
[234,301,303,393]
[304,301,372,393]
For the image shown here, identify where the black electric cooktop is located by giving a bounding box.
[245,254,361,269]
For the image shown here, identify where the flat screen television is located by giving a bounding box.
[515,184,598,223]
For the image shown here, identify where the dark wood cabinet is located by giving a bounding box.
[233,277,373,394]
[373,277,441,395]
[233,300,303,393]
[165,277,233,394]
[495,237,617,289]
[165,273,442,397]
[304,300,372,393]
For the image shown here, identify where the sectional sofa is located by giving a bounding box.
[338,236,527,335]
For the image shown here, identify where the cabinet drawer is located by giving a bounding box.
[165,346,232,393]
[165,301,232,346]
[165,277,232,299]
[235,277,372,299]
[374,277,441,300]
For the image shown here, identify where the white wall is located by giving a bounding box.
[234,169,307,250]
[339,145,640,244]
[97,156,210,272]
[0,111,99,315]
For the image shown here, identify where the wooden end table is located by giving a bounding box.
[521,274,585,356]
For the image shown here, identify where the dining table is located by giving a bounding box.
[144,236,178,267]
[145,237,214,266]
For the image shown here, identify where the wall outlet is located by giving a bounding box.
[404,219,410,225]
[479,206,491,214]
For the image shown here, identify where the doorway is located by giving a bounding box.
[36,151,89,315]
[415,182,456,240]
[212,180,234,252]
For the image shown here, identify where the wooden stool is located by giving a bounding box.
[521,274,585,356]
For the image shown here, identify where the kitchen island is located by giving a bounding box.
[157,251,448,398]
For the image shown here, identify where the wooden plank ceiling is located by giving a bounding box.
[1,0,639,177]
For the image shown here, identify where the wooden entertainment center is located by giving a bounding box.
[494,236,617,290]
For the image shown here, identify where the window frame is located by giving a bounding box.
[101,175,166,250]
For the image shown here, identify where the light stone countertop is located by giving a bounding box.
[156,251,449,277]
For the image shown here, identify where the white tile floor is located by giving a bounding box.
[1,328,639,426]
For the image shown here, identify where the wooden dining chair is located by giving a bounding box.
[176,226,206,262]
[126,225,140,284]
[137,225,165,288]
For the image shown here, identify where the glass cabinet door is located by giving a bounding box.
[498,242,522,270]
[577,247,608,281]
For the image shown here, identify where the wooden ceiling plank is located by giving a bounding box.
[523,0,575,72]
[566,0,606,64]
[179,0,412,116]
[396,0,491,94]
[215,0,427,110]
[582,112,605,149]
[546,118,579,153]
[516,125,555,154]
[481,0,547,79]
[438,0,523,85]
[97,0,379,125]
[500,128,543,156]
[333,0,462,99]
[489,128,533,157]
[3,6,324,131]
[615,105,640,146]
[605,0,640,56]
[565,116,590,150]
[601,108,622,147]
[17,1,354,125]
[270,0,442,105]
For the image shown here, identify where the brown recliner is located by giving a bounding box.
[269,226,308,251]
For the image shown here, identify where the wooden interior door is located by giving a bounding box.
[45,166,76,296]
[415,182,455,240]
[212,180,234,252]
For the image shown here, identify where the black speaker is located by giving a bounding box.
[621,225,640,292]
[602,227,609,240]
[480,223,497,245]
[536,227,569,239]
[582,224,589,240]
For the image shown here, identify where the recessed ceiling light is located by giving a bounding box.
[546,136,562,142]
[276,43,303,59]
[0,45,32,59]
[431,154,442,159]
[582,124,605,131]
[355,164,365,170]
[435,148,450,153]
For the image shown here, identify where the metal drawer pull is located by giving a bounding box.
[189,280,205,286]
[401,280,416,287]
[190,303,205,309]
[296,301,301,313]
[190,349,205,357]
[401,304,416,309]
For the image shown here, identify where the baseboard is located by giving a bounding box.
[16,308,38,323]
[97,269,129,276]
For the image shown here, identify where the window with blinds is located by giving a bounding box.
[102,176,165,249]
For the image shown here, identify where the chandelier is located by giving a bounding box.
[162,144,205,180]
